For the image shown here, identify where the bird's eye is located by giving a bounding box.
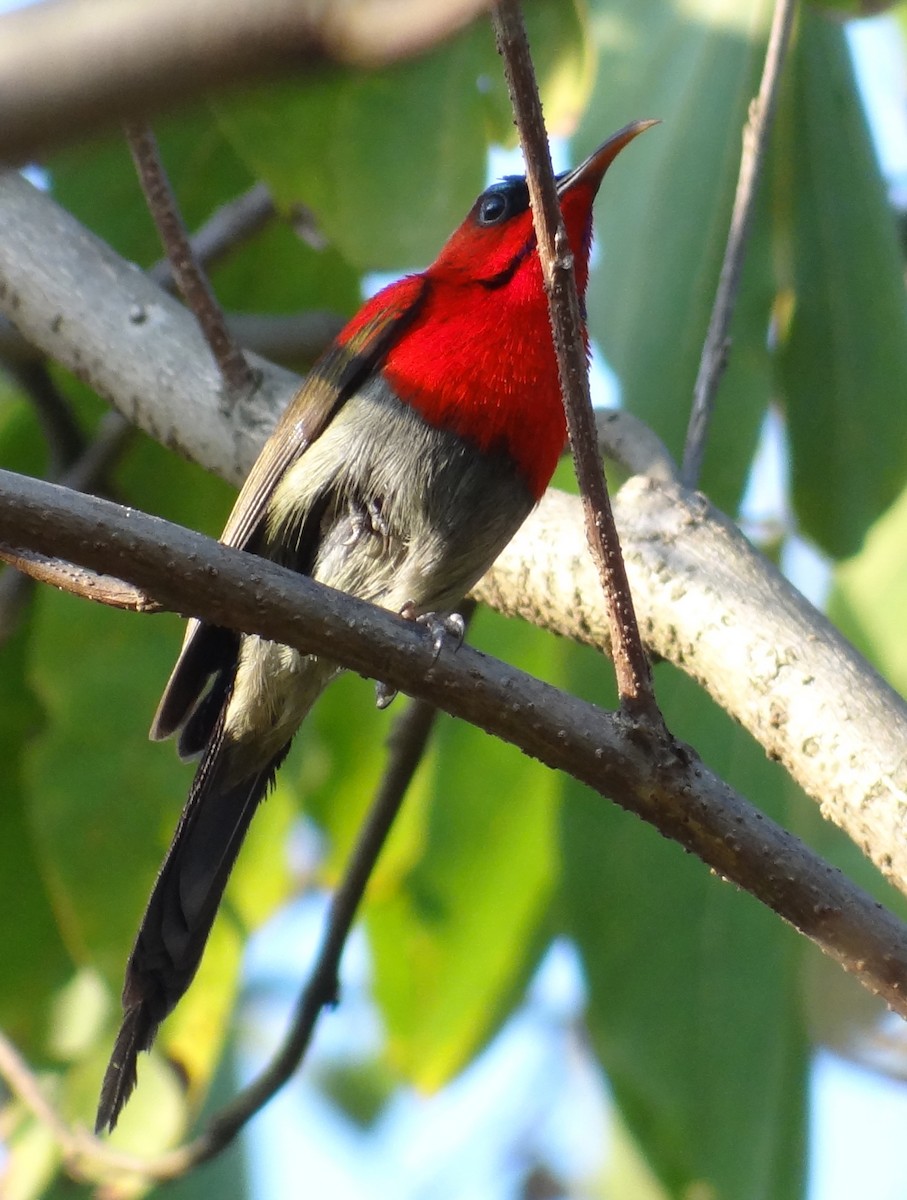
[476,191,509,226]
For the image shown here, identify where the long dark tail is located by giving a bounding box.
[95,729,289,1133]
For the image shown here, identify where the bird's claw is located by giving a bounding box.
[398,601,466,660]
[415,609,466,663]
[373,606,465,710]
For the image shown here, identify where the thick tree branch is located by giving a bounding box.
[2,168,906,895]
[0,310,344,376]
[1,468,907,1036]
[0,0,495,165]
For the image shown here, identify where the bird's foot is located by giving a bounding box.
[373,605,466,710]
[411,607,466,661]
[343,496,389,549]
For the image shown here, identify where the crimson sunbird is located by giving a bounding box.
[96,120,654,1132]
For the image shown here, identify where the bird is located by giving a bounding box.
[96,120,654,1133]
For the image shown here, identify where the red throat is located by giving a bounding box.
[380,216,594,500]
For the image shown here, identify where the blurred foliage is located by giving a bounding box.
[2,0,907,1197]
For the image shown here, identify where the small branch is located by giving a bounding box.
[0,546,158,613]
[148,182,277,291]
[124,119,255,404]
[491,0,659,722]
[0,1029,169,1186]
[0,0,495,164]
[681,0,797,487]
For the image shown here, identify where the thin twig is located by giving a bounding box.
[0,546,158,612]
[681,0,797,487]
[148,182,276,291]
[0,1029,172,1185]
[123,118,256,405]
[491,0,660,723]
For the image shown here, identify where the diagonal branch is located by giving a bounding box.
[0,168,299,489]
[1,467,907,1037]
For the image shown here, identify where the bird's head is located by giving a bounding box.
[428,119,657,292]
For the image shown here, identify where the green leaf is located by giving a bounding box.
[0,388,75,1050]
[300,672,434,895]
[774,11,907,557]
[50,106,255,266]
[560,662,808,1200]
[0,615,73,1050]
[581,0,776,510]
[214,2,592,271]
